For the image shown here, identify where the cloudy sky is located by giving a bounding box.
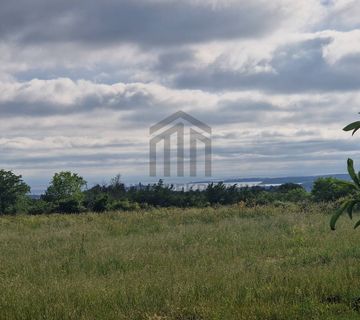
[1,0,360,192]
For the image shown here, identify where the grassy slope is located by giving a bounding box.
[0,205,360,319]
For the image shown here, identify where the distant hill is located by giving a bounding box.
[192,174,350,192]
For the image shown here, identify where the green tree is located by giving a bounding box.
[43,171,86,213]
[277,183,304,193]
[0,170,30,214]
[312,177,354,202]
[108,174,126,199]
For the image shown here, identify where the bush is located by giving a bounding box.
[312,177,354,202]
[92,194,110,212]
[282,188,310,202]
[57,199,84,213]
[111,199,140,211]
[28,199,52,215]
[276,183,304,193]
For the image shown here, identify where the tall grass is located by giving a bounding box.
[0,204,360,319]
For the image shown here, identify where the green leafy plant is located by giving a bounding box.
[330,118,360,230]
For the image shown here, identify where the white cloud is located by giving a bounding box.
[321,29,360,64]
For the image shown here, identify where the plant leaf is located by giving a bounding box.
[352,127,360,136]
[336,180,357,190]
[330,202,349,230]
[354,220,360,229]
[343,121,360,132]
[347,200,359,219]
[347,159,360,186]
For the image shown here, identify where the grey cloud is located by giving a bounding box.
[1,135,354,176]
[213,139,358,157]
[0,0,283,47]
[0,82,162,117]
[319,1,360,31]
[172,38,360,93]
[0,150,148,170]
[124,95,349,130]
[120,97,283,129]
[0,77,354,138]
[216,100,279,122]
[155,50,196,73]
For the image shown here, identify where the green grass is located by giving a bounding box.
[1,204,360,319]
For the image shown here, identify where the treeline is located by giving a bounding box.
[0,169,355,215]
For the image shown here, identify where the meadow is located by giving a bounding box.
[1,204,360,319]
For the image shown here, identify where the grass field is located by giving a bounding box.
[1,204,360,319]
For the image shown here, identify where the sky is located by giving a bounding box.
[1,0,360,192]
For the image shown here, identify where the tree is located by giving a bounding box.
[312,177,354,202]
[43,171,86,213]
[330,117,360,229]
[277,183,304,193]
[108,174,126,199]
[0,170,30,214]
[84,184,109,212]
[205,182,227,204]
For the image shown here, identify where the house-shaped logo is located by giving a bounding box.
[149,111,212,177]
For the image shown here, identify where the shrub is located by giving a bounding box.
[111,199,140,211]
[282,188,310,202]
[277,183,304,193]
[92,194,110,212]
[312,177,354,202]
[58,199,85,213]
[28,199,52,215]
